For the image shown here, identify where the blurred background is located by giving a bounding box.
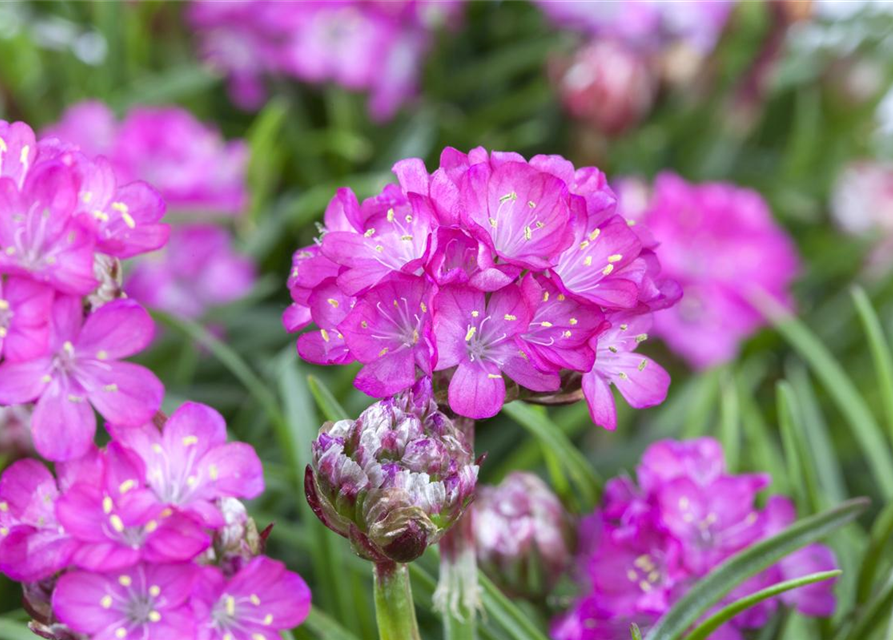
[2,1,893,639]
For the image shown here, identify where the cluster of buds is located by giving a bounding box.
[473,472,574,599]
[0,402,310,640]
[306,378,478,563]
[285,147,680,428]
[188,0,463,120]
[553,438,838,640]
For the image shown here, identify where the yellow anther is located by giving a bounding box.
[20,146,30,163]
[226,596,236,616]
[401,235,414,241]
[250,594,261,606]
[93,210,110,222]
[528,200,536,208]
[103,497,114,514]
[540,321,553,328]
[405,214,413,222]
[420,301,427,312]
[110,515,125,532]
[608,254,623,263]
[182,436,199,447]
[361,320,368,328]
[145,520,158,533]
[320,329,330,343]
[638,359,647,371]
[504,314,517,321]
[634,555,653,570]
[562,330,572,338]
[0,138,6,152]
[464,327,477,342]
[160,508,173,518]
[618,372,629,380]
[542,291,550,302]
[68,394,84,403]
[636,333,648,343]
[627,569,638,582]
[487,374,502,379]
[121,213,136,229]
[411,329,419,344]
[619,323,628,330]
[253,635,265,640]
[536,221,544,228]
[679,497,690,509]
[0,528,7,536]
[186,476,197,487]
[579,240,590,250]
[387,208,395,222]
[104,383,119,392]
[0,299,8,310]
[149,585,161,597]
[499,192,517,203]
[569,318,578,325]
[119,480,135,494]
[648,570,660,583]
[101,595,113,609]
[119,575,132,587]
[327,298,339,308]
[378,347,389,357]
[374,245,384,252]
[589,229,601,241]
[471,310,479,317]
[63,341,75,355]
[488,218,497,228]
[152,444,163,454]
[97,350,108,360]
[0,328,6,338]
[364,228,375,237]
[148,611,161,623]
[82,191,93,203]
[524,226,532,240]
[639,580,652,593]
[602,264,614,276]
[264,614,274,626]
[557,294,566,301]
[111,202,129,214]
[116,628,127,639]
[583,256,593,267]
[0,502,7,512]
[209,465,219,481]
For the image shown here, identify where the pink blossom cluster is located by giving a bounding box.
[188,0,463,120]
[47,103,256,322]
[285,147,680,426]
[0,119,170,461]
[615,174,800,370]
[552,438,838,640]
[0,401,311,640]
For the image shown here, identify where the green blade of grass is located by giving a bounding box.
[777,381,822,514]
[307,375,351,422]
[0,617,35,640]
[645,498,870,640]
[686,570,841,640]
[852,286,893,448]
[754,292,893,498]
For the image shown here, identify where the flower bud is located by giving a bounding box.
[306,378,478,564]
[86,253,124,310]
[473,472,574,599]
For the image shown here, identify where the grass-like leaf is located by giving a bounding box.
[644,498,869,640]
[503,402,601,511]
[0,618,36,640]
[631,623,644,640]
[685,570,841,640]
[307,375,351,422]
[852,286,893,449]
[856,501,893,605]
[845,570,893,640]
[754,292,893,498]
[304,608,363,640]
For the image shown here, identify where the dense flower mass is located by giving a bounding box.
[285,147,680,425]
[0,119,169,461]
[473,472,574,599]
[551,437,838,640]
[188,0,463,120]
[0,401,310,640]
[45,102,248,217]
[616,173,800,370]
[306,378,478,564]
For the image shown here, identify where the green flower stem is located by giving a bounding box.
[373,561,421,640]
[436,416,479,640]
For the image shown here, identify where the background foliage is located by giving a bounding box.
[2,1,893,639]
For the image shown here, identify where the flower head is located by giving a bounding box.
[473,472,574,599]
[306,378,478,563]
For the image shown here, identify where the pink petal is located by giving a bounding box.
[448,361,505,419]
[53,571,121,635]
[76,299,156,359]
[582,369,617,431]
[197,442,265,501]
[353,349,418,398]
[32,378,96,461]
[0,357,51,403]
[164,401,228,458]
[611,353,670,409]
[78,360,164,427]
[0,526,75,582]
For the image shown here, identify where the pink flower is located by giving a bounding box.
[0,296,164,461]
[0,159,98,295]
[56,443,210,571]
[110,402,265,528]
[53,563,199,640]
[47,103,248,216]
[192,556,312,640]
[0,276,54,362]
[582,313,670,431]
[126,224,256,320]
[631,173,800,369]
[0,458,78,582]
[433,282,557,419]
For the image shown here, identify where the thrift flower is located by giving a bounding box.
[53,563,199,640]
[126,225,256,320]
[192,556,312,640]
[110,401,265,528]
[630,173,800,369]
[306,378,478,563]
[0,296,164,461]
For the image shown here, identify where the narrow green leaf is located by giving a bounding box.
[307,375,351,422]
[681,369,721,439]
[719,368,741,472]
[153,311,285,430]
[479,570,551,640]
[843,570,893,640]
[776,381,822,514]
[0,618,35,640]
[644,498,869,640]
[686,570,841,640]
[246,99,290,223]
[856,501,893,605]
[754,292,893,498]
[503,402,601,510]
[631,624,644,640]
[304,608,363,640]
[852,286,893,448]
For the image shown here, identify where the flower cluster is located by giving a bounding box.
[0,401,311,640]
[552,438,838,640]
[306,378,478,564]
[0,119,170,461]
[188,0,463,120]
[285,147,679,426]
[473,472,574,599]
[615,173,800,370]
[47,103,256,322]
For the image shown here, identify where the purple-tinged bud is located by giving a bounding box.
[306,378,478,564]
[473,472,574,599]
[86,253,124,310]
